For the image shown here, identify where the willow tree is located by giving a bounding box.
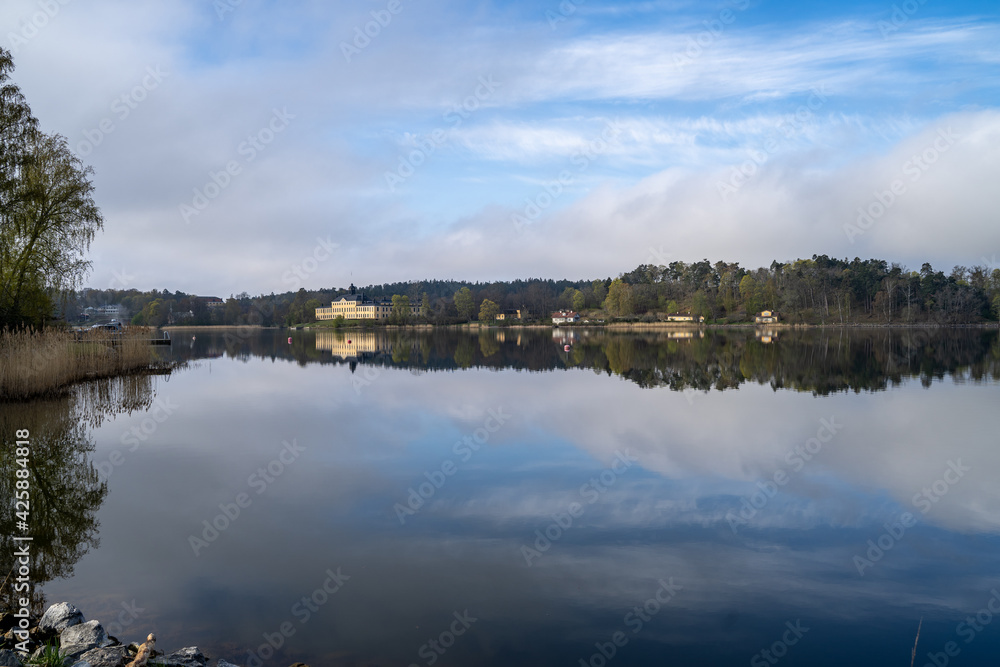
[0,48,102,329]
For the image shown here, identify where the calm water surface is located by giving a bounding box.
[5,327,1000,666]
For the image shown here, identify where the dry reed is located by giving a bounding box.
[0,327,158,401]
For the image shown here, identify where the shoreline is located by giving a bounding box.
[0,601,266,667]
[165,321,999,331]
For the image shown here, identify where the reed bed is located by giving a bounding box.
[0,328,157,401]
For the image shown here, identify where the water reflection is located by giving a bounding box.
[24,328,1000,666]
[169,326,1000,394]
[0,374,158,615]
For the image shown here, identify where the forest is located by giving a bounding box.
[67,255,1000,327]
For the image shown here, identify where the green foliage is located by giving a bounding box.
[692,290,710,319]
[26,641,66,666]
[391,294,411,322]
[454,287,474,321]
[478,298,499,322]
[603,278,634,317]
[1,123,103,328]
[304,298,322,322]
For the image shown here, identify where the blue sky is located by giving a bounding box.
[3,0,999,295]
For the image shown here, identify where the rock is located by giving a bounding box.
[68,662,93,667]
[30,623,56,646]
[216,661,241,667]
[60,620,111,658]
[38,602,84,633]
[78,646,128,667]
[160,647,207,667]
[0,649,23,667]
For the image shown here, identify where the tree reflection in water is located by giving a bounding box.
[0,373,158,615]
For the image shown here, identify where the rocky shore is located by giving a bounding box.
[0,603,308,667]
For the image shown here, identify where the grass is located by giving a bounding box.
[0,327,160,401]
[25,642,67,667]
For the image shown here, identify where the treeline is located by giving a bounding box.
[614,256,1000,324]
[68,287,337,327]
[65,254,1000,328]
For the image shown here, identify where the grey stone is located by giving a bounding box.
[0,649,23,667]
[216,661,241,667]
[38,602,84,633]
[59,620,111,658]
[161,647,207,667]
[78,646,127,667]
[68,663,92,667]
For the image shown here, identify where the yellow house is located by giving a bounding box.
[755,310,780,324]
[666,312,705,323]
[316,284,421,321]
[496,309,527,321]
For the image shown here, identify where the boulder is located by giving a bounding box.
[160,647,207,667]
[59,620,111,658]
[38,602,84,633]
[78,646,128,667]
[0,649,23,666]
[216,661,241,667]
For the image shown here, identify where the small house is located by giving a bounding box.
[551,310,580,324]
[666,312,705,323]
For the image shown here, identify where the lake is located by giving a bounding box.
[5,326,1000,666]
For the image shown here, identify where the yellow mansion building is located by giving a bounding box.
[315,284,421,321]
